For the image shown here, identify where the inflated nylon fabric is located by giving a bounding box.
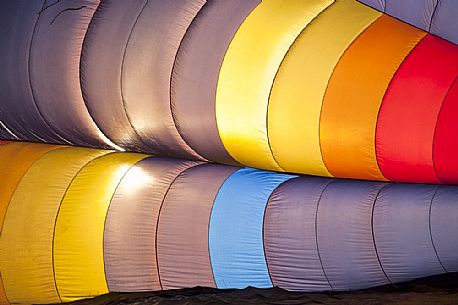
[0,142,61,305]
[357,0,385,11]
[1,147,107,304]
[104,157,199,292]
[320,15,426,181]
[430,0,458,45]
[268,0,381,177]
[157,164,237,290]
[81,0,148,152]
[264,177,332,291]
[216,0,333,172]
[0,1,65,143]
[384,0,437,32]
[122,0,206,159]
[317,180,389,290]
[430,187,458,272]
[29,0,115,148]
[376,35,458,183]
[373,184,445,283]
[54,152,147,302]
[171,0,259,165]
[434,79,458,184]
[209,168,295,289]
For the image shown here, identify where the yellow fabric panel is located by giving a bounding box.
[216,0,333,171]
[1,147,109,305]
[268,0,382,177]
[54,152,148,302]
[320,15,426,180]
[0,142,61,305]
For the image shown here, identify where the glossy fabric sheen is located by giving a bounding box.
[54,152,147,302]
[320,15,426,181]
[171,0,259,165]
[264,177,332,291]
[216,0,333,171]
[1,147,107,304]
[430,0,458,45]
[209,168,295,289]
[157,164,237,289]
[122,0,205,159]
[104,157,199,292]
[376,35,458,183]
[268,0,381,177]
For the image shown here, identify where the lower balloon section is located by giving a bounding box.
[0,142,457,304]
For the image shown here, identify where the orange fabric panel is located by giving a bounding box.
[0,142,61,305]
[320,15,426,180]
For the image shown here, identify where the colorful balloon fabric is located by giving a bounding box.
[0,142,457,304]
[0,0,456,183]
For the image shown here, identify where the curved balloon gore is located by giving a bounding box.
[357,0,385,11]
[122,0,206,159]
[384,0,437,31]
[317,180,389,290]
[0,1,66,143]
[264,177,333,291]
[430,187,458,272]
[209,168,296,289]
[54,152,147,302]
[268,0,381,177]
[373,184,445,283]
[157,164,237,290]
[1,147,107,305]
[29,0,114,148]
[81,0,148,152]
[216,0,333,172]
[430,0,458,45]
[104,157,200,292]
[0,142,61,305]
[433,79,458,184]
[320,15,426,180]
[171,0,259,165]
[376,35,458,183]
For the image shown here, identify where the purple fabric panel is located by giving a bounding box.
[29,0,110,147]
[171,0,260,165]
[122,0,206,160]
[430,0,458,45]
[104,157,200,292]
[430,187,458,272]
[385,0,437,31]
[373,184,445,283]
[264,177,332,292]
[157,164,237,290]
[317,180,389,291]
[357,0,385,11]
[81,0,148,152]
[0,0,67,143]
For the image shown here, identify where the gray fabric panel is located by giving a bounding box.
[0,0,67,143]
[171,0,259,165]
[29,0,110,147]
[157,164,237,290]
[430,0,458,45]
[317,180,389,290]
[264,177,332,292]
[373,184,445,283]
[81,0,148,152]
[104,157,200,292]
[385,0,437,31]
[430,186,458,272]
[357,0,385,11]
[122,0,206,159]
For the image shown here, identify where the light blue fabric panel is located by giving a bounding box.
[209,168,296,289]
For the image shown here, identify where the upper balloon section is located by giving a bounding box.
[0,0,456,183]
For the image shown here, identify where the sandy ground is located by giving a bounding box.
[66,273,458,305]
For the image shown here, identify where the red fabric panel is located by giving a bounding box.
[0,141,8,145]
[434,78,458,184]
[376,34,458,183]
